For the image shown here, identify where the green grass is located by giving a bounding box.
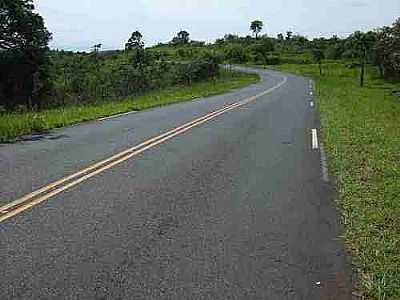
[0,70,259,142]
[268,62,400,299]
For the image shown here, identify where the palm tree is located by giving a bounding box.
[250,20,264,39]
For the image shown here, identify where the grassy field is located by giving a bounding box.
[0,70,259,142]
[267,62,400,299]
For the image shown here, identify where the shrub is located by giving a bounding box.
[224,45,249,64]
[175,59,219,85]
[265,56,281,65]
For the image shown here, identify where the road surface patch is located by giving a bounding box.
[0,77,287,223]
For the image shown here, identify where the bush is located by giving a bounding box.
[224,45,249,64]
[345,62,361,69]
[265,56,281,65]
[175,59,219,85]
[30,114,46,132]
[281,56,312,64]
[0,105,6,115]
[342,49,358,59]
[325,44,344,60]
[46,49,222,107]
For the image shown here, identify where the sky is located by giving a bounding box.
[34,0,400,51]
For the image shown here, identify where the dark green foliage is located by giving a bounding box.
[1,7,399,114]
[348,31,376,87]
[171,30,190,45]
[325,43,345,59]
[250,20,263,39]
[48,48,219,107]
[125,31,146,68]
[0,0,52,109]
[92,44,102,54]
[224,45,249,65]
[374,18,400,79]
[125,31,144,51]
[264,55,281,65]
[13,28,219,109]
[250,39,275,63]
[224,34,240,43]
[174,58,219,85]
[176,48,189,59]
[312,49,325,75]
[0,0,51,51]
[202,18,399,83]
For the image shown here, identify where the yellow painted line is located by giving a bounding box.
[0,100,243,213]
[0,76,287,223]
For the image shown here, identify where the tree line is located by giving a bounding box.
[175,18,400,87]
[1,0,399,112]
[0,1,219,111]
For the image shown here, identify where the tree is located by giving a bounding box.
[312,49,325,75]
[0,0,51,51]
[125,31,146,68]
[250,20,263,39]
[348,31,376,87]
[0,0,52,109]
[178,30,190,44]
[215,38,225,46]
[92,43,102,54]
[325,42,345,60]
[125,31,144,51]
[224,34,239,43]
[292,35,308,49]
[172,30,190,45]
[374,19,400,79]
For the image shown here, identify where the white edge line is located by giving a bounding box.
[98,110,138,121]
[98,74,286,122]
[312,129,319,150]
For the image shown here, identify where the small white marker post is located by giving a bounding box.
[310,101,314,107]
[312,129,319,150]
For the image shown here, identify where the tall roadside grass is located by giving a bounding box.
[270,62,400,300]
[0,70,259,142]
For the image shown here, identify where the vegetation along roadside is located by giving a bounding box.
[0,70,259,142]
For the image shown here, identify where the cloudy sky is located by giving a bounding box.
[34,0,400,51]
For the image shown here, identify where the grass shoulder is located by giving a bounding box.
[0,70,259,143]
[263,62,400,300]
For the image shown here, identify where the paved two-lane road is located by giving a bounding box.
[0,67,351,299]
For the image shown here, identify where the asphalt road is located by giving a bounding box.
[0,67,351,299]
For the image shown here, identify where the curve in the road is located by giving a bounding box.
[0,74,287,223]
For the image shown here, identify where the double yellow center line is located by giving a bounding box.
[0,77,287,223]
